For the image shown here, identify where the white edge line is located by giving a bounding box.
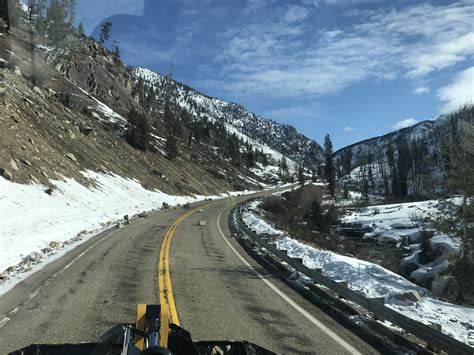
[216,208,362,355]
[1,229,115,328]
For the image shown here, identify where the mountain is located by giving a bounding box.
[334,106,473,195]
[133,67,323,168]
[42,40,323,173]
[1,9,324,199]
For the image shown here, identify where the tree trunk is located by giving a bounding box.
[462,193,469,260]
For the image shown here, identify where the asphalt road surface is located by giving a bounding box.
[0,190,379,354]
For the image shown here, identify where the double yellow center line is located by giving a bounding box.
[157,207,199,326]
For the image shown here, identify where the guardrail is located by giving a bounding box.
[230,202,474,355]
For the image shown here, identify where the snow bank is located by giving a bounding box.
[0,171,207,274]
[242,202,474,346]
[342,200,456,247]
[340,200,461,282]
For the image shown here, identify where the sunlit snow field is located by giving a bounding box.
[242,200,474,346]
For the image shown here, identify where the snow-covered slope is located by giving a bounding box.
[242,200,474,346]
[134,67,323,168]
[334,114,452,163]
[334,106,473,194]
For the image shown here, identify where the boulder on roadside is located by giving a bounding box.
[0,167,12,180]
[24,251,42,263]
[30,174,40,184]
[49,241,61,249]
[41,247,53,254]
[9,159,18,171]
[79,123,93,136]
[162,202,170,209]
[138,212,148,218]
[394,290,422,302]
[66,153,77,162]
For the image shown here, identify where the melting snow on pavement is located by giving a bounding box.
[242,200,474,346]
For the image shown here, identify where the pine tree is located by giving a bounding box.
[442,109,474,303]
[397,140,410,197]
[383,175,390,198]
[279,157,289,182]
[34,0,47,34]
[298,164,305,187]
[387,142,400,196]
[77,22,84,37]
[164,103,181,160]
[343,183,349,199]
[342,147,352,176]
[245,149,255,168]
[446,110,474,261]
[28,0,36,20]
[310,200,324,231]
[99,21,112,45]
[362,179,369,202]
[64,0,76,27]
[125,109,150,151]
[46,0,68,44]
[324,134,336,196]
[112,40,120,62]
[6,0,23,29]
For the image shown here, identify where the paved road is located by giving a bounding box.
[0,191,378,354]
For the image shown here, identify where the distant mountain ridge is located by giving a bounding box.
[333,107,473,196]
[134,67,323,168]
[334,115,451,158]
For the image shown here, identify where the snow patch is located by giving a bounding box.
[242,202,474,345]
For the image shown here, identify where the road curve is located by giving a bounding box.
[0,191,378,354]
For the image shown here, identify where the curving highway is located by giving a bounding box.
[0,190,378,354]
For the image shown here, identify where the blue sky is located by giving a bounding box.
[75,0,473,149]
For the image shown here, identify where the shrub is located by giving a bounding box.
[261,196,283,213]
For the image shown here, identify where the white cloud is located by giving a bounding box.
[343,126,355,131]
[204,2,474,99]
[413,86,430,95]
[263,104,324,121]
[437,67,474,113]
[393,118,418,130]
[406,33,474,78]
[283,5,311,22]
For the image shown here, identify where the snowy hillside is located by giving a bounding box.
[334,107,473,195]
[340,200,461,283]
[134,67,323,168]
[242,200,474,346]
[334,114,452,164]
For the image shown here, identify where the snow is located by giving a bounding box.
[0,167,271,294]
[242,201,474,345]
[340,200,461,282]
[72,82,127,126]
[132,66,318,170]
[36,45,54,52]
[341,200,460,245]
[0,171,200,272]
[19,0,28,12]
